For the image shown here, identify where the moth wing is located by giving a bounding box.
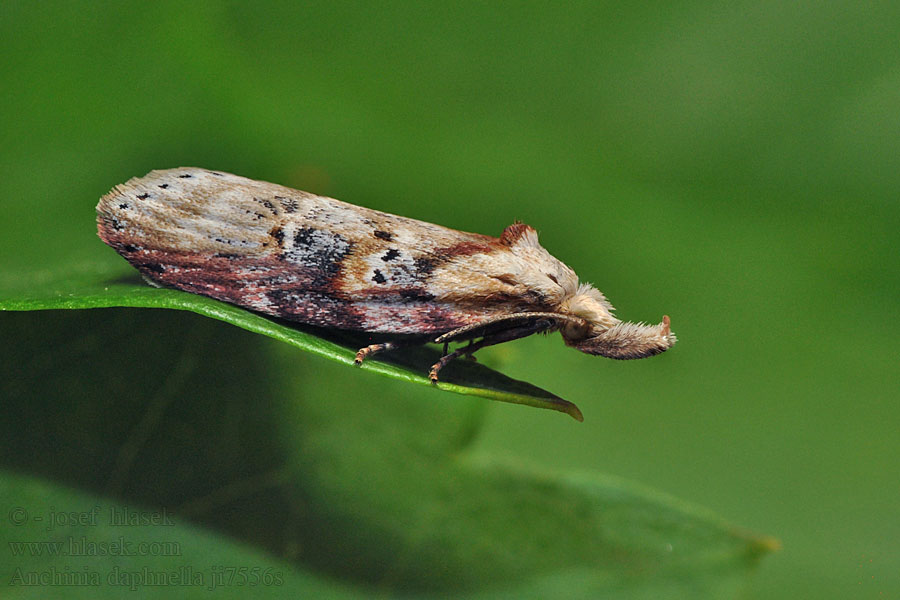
[98,168,570,335]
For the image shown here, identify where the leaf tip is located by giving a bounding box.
[752,534,782,555]
[567,403,584,422]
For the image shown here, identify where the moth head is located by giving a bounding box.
[571,315,676,359]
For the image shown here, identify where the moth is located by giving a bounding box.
[97,168,675,382]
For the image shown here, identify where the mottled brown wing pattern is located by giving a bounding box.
[96,168,558,334]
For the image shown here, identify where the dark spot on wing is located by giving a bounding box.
[283,227,353,287]
[159,183,169,189]
[118,203,129,209]
[144,263,165,274]
[270,227,285,247]
[381,248,401,262]
[123,244,138,253]
[178,173,193,179]
[254,197,279,215]
[400,289,435,301]
[414,256,436,275]
[372,269,387,284]
[213,237,247,246]
[374,230,393,241]
[275,195,299,213]
[136,193,149,199]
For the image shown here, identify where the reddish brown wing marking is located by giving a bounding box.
[97,169,557,336]
[98,221,498,334]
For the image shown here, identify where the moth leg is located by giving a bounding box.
[429,349,468,382]
[355,342,393,365]
[354,340,424,365]
[429,322,549,383]
[440,339,474,359]
[355,334,437,365]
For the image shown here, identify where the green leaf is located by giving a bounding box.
[1,470,363,599]
[0,310,777,598]
[0,262,582,420]
[0,467,778,600]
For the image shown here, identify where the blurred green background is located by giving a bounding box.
[1,1,898,598]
